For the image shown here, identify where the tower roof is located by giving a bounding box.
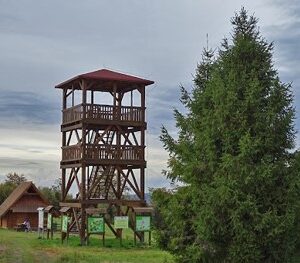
[55,69,154,90]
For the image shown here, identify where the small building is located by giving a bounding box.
[0,181,49,229]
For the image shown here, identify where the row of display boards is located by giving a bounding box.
[38,206,153,246]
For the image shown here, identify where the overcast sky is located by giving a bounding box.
[0,0,299,190]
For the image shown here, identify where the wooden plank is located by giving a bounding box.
[60,163,82,169]
[82,199,145,206]
[59,202,81,208]
[72,208,81,235]
[59,206,71,213]
[132,207,154,214]
[104,217,118,237]
[61,123,83,132]
[86,208,107,215]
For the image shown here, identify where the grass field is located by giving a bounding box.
[0,228,174,263]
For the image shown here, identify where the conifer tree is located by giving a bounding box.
[153,8,300,262]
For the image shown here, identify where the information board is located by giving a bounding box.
[88,217,104,233]
[61,216,68,233]
[47,214,52,230]
[114,216,128,229]
[37,207,44,229]
[136,216,151,231]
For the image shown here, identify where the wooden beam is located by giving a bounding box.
[82,199,145,206]
[59,202,82,208]
[60,162,82,169]
[104,217,118,237]
[61,123,83,132]
[73,208,81,235]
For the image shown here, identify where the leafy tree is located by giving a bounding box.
[39,179,68,208]
[0,182,15,205]
[0,173,27,204]
[5,172,27,185]
[153,8,300,262]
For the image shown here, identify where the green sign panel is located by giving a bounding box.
[61,216,68,233]
[88,217,104,233]
[47,214,52,230]
[114,216,128,229]
[136,216,151,231]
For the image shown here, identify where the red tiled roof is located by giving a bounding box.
[55,69,154,89]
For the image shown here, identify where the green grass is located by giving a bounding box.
[0,228,174,263]
[2,228,300,262]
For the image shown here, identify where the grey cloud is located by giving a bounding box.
[0,90,60,125]
[147,83,189,135]
[264,0,300,138]
[0,156,59,186]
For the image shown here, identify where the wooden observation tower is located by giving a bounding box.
[55,69,154,244]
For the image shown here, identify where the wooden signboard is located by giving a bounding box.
[114,216,128,229]
[61,216,68,233]
[87,217,104,234]
[47,214,52,230]
[136,216,151,231]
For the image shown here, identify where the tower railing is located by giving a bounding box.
[62,144,144,162]
[62,103,144,124]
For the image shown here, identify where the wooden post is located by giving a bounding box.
[72,86,74,107]
[81,79,87,246]
[61,216,63,244]
[140,86,145,201]
[87,233,90,245]
[134,211,137,245]
[81,168,86,245]
[62,89,67,202]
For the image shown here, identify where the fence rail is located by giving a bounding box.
[62,144,144,162]
[62,104,143,124]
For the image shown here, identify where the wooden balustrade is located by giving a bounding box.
[62,104,83,124]
[62,104,143,124]
[62,144,144,162]
[62,145,82,161]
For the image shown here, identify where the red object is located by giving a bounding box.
[56,69,154,89]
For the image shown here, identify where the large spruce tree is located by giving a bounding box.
[153,8,300,262]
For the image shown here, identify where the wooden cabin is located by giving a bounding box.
[0,181,49,229]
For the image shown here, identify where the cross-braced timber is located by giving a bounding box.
[56,69,154,245]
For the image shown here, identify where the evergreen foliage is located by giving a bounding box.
[153,8,300,262]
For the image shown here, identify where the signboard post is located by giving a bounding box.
[61,215,68,233]
[47,214,52,230]
[136,216,151,231]
[46,213,53,240]
[37,207,44,239]
[61,215,69,244]
[88,217,104,233]
[87,216,105,245]
[114,216,128,229]
[135,215,152,245]
[114,216,129,246]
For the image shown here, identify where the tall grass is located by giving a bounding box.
[0,228,173,263]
